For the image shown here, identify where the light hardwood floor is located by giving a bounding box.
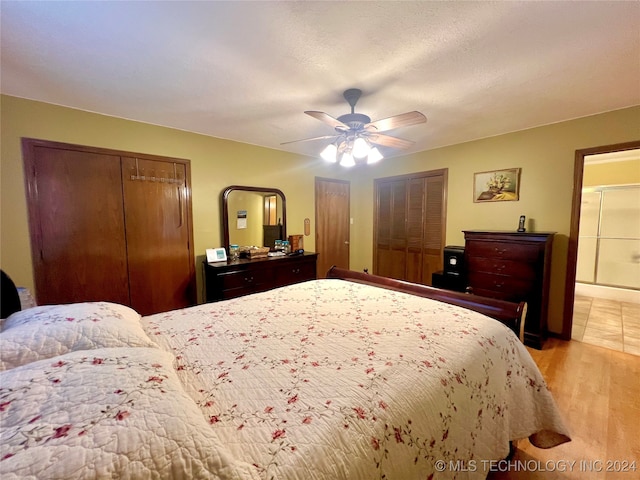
[489,338,640,480]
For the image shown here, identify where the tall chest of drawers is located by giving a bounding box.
[463,231,554,348]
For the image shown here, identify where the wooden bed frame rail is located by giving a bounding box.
[326,267,527,342]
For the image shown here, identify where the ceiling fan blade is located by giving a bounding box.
[280,135,338,145]
[305,111,350,131]
[365,111,426,133]
[367,133,415,150]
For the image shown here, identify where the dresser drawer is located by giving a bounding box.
[466,256,537,281]
[467,271,533,300]
[274,259,317,287]
[204,253,319,302]
[465,240,540,263]
[219,268,271,291]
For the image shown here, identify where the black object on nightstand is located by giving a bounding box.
[432,246,466,292]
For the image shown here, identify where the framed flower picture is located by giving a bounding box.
[473,168,521,202]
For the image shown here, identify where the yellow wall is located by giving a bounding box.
[583,158,640,187]
[0,95,342,301]
[2,94,639,334]
[345,106,640,335]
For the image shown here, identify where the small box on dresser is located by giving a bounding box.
[463,231,554,348]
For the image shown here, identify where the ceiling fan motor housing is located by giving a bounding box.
[336,113,371,131]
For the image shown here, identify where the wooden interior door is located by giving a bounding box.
[315,178,350,277]
[23,142,130,306]
[122,157,194,315]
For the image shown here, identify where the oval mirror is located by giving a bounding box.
[222,185,286,250]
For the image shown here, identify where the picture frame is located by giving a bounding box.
[206,247,228,263]
[473,168,521,202]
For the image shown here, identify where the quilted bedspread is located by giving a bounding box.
[141,279,570,480]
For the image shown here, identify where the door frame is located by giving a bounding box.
[562,140,640,339]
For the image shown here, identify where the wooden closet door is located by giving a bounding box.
[24,144,130,306]
[422,174,446,283]
[406,178,425,283]
[375,179,407,280]
[122,157,193,315]
[374,169,446,285]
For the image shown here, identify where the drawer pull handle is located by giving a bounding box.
[494,248,507,255]
[493,264,506,271]
[244,276,254,283]
[493,281,504,288]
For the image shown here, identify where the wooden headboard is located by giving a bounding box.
[325,266,527,342]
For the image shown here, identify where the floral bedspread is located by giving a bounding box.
[143,279,570,480]
[0,347,258,480]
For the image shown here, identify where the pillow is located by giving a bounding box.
[2,301,140,330]
[0,347,259,480]
[0,302,158,370]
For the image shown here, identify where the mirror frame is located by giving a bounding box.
[221,185,286,250]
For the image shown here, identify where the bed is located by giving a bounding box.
[0,268,570,479]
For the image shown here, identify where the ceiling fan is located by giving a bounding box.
[282,88,427,166]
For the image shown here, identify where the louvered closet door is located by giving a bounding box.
[122,157,193,316]
[406,178,425,283]
[374,169,446,285]
[25,145,130,306]
[421,174,445,283]
[375,179,407,280]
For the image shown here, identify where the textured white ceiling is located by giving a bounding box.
[1,1,639,160]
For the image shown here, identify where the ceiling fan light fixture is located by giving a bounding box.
[352,137,370,158]
[320,143,338,163]
[340,151,356,167]
[367,147,384,164]
[292,88,426,167]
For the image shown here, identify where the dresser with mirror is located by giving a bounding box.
[204,185,317,302]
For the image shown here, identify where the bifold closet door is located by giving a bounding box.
[421,174,445,283]
[122,157,193,316]
[374,169,446,285]
[375,179,408,280]
[25,146,130,306]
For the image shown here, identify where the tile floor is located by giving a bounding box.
[572,295,640,356]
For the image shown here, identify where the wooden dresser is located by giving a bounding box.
[204,252,318,302]
[463,231,554,348]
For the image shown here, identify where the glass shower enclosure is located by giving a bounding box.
[576,185,640,290]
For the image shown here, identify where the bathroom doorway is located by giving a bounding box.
[567,145,640,355]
